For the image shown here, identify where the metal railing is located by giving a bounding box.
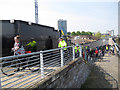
[0,45,82,89]
[0,39,108,89]
[112,39,120,56]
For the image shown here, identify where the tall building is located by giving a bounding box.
[58,19,67,35]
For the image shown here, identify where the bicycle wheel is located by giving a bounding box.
[27,56,40,72]
[1,59,19,76]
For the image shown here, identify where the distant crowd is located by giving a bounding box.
[80,44,115,62]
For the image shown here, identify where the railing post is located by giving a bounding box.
[61,48,64,67]
[73,45,75,60]
[85,49,87,60]
[0,63,1,90]
[80,45,82,57]
[40,51,44,78]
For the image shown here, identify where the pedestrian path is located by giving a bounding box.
[81,53,119,88]
[95,53,118,88]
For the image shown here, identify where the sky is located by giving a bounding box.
[0,0,119,35]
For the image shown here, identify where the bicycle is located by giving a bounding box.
[1,53,40,76]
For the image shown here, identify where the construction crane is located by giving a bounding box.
[34,0,38,24]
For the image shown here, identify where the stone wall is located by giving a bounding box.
[29,58,91,88]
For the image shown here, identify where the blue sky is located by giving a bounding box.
[39,1,118,34]
[0,0,118,35]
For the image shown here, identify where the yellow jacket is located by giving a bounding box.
[58,40,67,50]
[75,46,80,53]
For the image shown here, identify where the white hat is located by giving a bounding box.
[76,44,79,46]
[60,37,64,39]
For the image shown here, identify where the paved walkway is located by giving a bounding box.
[81,53,119,89]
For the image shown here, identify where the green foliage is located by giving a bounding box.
[76,31,81,35]
[95,32,101,38]
[81,31,86,35]
[70,31,93,36]
[87,32,93,36]
[101,35,106,38]
[71,32,76,36]
[67,32,71,35]
[92,33,95,36]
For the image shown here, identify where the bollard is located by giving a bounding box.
[40,51,44,78]
[61,48,64,67]
[80,45,82,57]
[73,45,75,60]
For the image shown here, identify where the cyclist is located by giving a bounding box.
[12,36,25,55]
[26,38,37,52]
[12,36,25,71]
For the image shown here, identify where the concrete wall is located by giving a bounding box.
[29,58,91,88]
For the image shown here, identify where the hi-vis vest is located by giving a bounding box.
[74,46,80,53]
[26,40,36,47]
[58,40,67,50]
[106,46,108,50]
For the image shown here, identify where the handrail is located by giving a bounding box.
[112,38,120,55]
[0,38,109,88]
[0,46,74,61]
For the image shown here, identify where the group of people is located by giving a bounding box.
[12,35,37,55]
[12,35,115,63]
[81,44,115,62]
[12,35,66,55]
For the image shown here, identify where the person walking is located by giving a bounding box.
[112,46,114,55]
[89,48,93,63]
[58,37,67,50]
[110,45,114,55]
[74,44,80,58]
[106,45,109,52]
[95,48,99,61]
[58,37,67,60]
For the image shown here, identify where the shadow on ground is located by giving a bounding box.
[81,64,118,89]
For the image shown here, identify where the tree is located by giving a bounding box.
[87,32,92,36]
[81,31,86,35]
[67,32,71,35]
[101,35,106,38]
[76,31,81,35]
[95,32,101,38]
[85,32,89,35]
[71,32,76,36]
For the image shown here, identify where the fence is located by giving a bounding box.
[0,45,82,89]
[112,39,120,56]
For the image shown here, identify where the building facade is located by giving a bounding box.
[58,19,67,35]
